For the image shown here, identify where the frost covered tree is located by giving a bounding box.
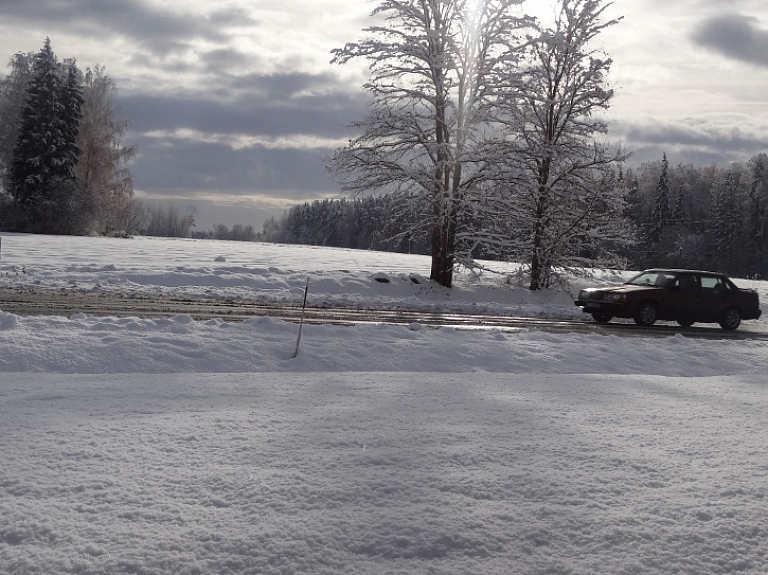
[59,60,85,183]
[327,0,529,287]
[8,39,86,233]
[622,154,768,276]
[672,183,684,222]
[76,66,136,233]
[0,52,34,196]
[713,169,741,274]
[493,0,628,290]
[1,42,136,234]
[746,153,768,277]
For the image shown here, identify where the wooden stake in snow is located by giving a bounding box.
[292,277,309,358]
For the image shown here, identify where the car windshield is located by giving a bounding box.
[625,271,677,287]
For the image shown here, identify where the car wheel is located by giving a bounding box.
[591,312,613,324]
[677,319,694,328]
[719,307,741,331]
[634,301,657,327]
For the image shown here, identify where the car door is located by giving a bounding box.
[697,275,730,322]
[660,272,700,320]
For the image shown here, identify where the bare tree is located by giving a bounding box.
[494,0,629,290]
[328,0,529,287]
[76,66,136,233]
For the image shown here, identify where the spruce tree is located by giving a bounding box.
[58,60,84,182]
[648,153,671,243]
[0,52,34,193]
[715,170,740,274]
[8,38,84,233]
[746,154,767,277]
[672,183,684,221]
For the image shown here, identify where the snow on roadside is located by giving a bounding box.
[0,311,765,376]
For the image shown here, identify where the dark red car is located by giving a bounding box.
[575,269,762,330]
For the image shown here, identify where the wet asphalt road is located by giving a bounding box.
[1,286,766,340]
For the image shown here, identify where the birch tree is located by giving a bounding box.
[327,0,529,287]
[76,66,136,233]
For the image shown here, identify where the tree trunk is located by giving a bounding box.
[529,164,550,291]
[430,195,455,288]
[430,245,454,287]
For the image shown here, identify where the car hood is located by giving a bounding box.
[586,284,658,293]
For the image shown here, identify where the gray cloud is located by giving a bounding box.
[199,48,253,74]
[120,72,365,138]
[0,0,248,54]
[691,13,768,67]
[613,119,768,168]
[131,138,337,200]
[118,70,366,207]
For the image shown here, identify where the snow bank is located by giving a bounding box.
[0,311,765,375]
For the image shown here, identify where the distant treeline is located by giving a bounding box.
[259,195,431,254]
[627,152,768,278]
[192,224,257,242]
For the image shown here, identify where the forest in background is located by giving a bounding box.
[261,152,768,279]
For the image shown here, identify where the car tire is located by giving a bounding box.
[591,312,613,324]
[719,307,741,331]
[677,319,694,328]
[634,301,658,327]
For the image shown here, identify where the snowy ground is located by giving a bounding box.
[1,233,768,575]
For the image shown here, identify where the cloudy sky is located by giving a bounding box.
[1,0,767,230]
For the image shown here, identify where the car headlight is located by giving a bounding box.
[606,293,627,302]
[578,290,591,300]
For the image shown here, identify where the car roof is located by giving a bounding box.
[642,268,725,277]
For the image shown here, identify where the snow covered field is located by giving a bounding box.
[1,233,768,574]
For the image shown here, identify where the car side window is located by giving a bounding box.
[656,272,677,287]
[701,276,724,294]
[677,274,698,292]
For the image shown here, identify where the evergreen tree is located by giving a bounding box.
[672,183,684,221]
[648,153,670,243]
[714,169,740,274]
[8,39,84,233]
[58,60,84,182]
[623,175,640,220]
[10,39,62,207]
[746,154,767,277]
[0,52,34,195]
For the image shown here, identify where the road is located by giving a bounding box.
[1,286,767,340]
